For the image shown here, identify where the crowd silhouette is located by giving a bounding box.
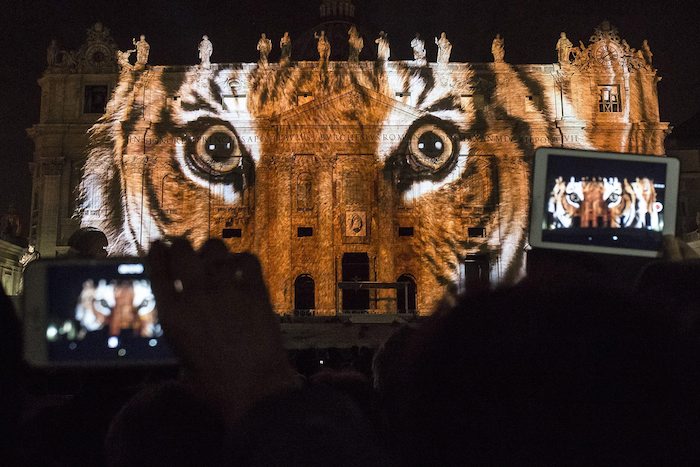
[3,236,700,465]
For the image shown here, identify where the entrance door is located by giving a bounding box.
[341,253,370,312]
[294,275,315,316]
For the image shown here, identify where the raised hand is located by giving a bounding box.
[148,238,296,426]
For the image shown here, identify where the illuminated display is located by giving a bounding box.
[58,21,668,314]
[45,263,171,362]
[544,154,667,250]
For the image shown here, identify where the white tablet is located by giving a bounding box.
[529,148,680,257]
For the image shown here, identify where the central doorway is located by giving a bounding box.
[294,274,315,316]
[341,252,370,312]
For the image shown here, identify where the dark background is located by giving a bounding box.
[1,0,698,237]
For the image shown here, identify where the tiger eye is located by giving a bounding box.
[417,131,444,159]
[408,123,455,172]
[193,124,242,174]
[204,132,234,162]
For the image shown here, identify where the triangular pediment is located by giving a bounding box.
[276,86,426,123]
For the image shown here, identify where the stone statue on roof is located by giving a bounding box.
[375,31,390,61]
[348,25,363,62]
[257,33,272,66]
[0,203,21,240]
[132,35,150,69]
[411,33,426,66]
[435,32,452,64]
[556,32,573,65]
[199,35,213,69]
[280,32,292,63]
[314,30,331,65]
[47,39,59,67]
[491,34,505,63]
[116,49,135,72]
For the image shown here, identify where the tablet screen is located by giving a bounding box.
[530,149,679,257]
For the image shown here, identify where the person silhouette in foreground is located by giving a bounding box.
[143,236,700,465]
[145,239,386,466]
[0,283,22,464]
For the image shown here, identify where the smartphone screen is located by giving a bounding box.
[39,260,174,364]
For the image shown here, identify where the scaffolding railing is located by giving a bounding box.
[336,281,416,315]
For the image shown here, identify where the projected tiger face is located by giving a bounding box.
[630,177,658,229]
[548,177,584,228]
[603,177,636,228]
[75,279,158,337]
[79,40,661,313]
[547,176,660,231]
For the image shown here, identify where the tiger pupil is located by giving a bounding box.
[417,131,444,158]
[205,132,234,162]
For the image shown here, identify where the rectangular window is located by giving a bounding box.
[598,85,621,112]
[222,94,245,110]
[297,92,314,106]
[83,85,109,114]
[222,228,242,238]
[461,93,485,110]
[297,227,313,237]
[398,226,414,237]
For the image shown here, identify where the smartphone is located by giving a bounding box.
[529,148,680,257]
[23,257,176,368]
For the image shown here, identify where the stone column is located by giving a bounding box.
[315,158,336,315]
[36,160,64,257]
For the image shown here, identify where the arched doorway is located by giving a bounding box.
[341,252,369,312]
[396,274,417,313]
[294,274,315,316]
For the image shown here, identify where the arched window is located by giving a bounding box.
[396,274,417,313]
[294,274,315,316]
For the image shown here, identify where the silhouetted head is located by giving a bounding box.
[105,381,224,467]
[67,227,108,258]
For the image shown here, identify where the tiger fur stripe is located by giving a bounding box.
[80,56,664,314]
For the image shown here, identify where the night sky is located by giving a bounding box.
[1,0,698,236]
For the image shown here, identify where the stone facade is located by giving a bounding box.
[28,20,669,315]
[0,240,24,296]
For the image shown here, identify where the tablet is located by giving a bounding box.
[529,148,679,257]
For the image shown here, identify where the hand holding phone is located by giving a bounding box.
[148,239,296,426]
